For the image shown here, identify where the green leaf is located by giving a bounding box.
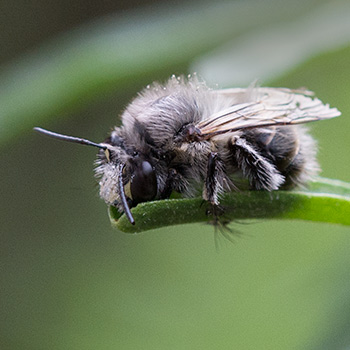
[109,177,350,233]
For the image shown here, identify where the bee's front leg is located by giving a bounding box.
[159,168,177,199]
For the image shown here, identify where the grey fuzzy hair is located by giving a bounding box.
[94,74,331,211]
[120,75,246,149]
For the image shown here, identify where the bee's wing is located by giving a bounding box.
[197,88,340,138]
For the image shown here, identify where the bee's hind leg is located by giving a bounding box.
[230,137,285,191]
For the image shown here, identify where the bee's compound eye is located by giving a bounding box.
[130,161,157,204]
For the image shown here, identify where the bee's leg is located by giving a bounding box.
[159,168,177,199]
[230,137,284,190]
[203,152,222,205]
[203,152,234,231]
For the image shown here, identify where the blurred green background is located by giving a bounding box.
[1,0,350,349]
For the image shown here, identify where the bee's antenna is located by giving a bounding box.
[34,127,107,150]
[118,164,135,225]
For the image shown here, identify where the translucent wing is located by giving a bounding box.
[196,87,340,139]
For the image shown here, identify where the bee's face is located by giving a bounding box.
[96,149,158,225]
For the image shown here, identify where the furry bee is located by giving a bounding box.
[34,75,340,225]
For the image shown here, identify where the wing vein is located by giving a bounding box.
[196,88,340,139]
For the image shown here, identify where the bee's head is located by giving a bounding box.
[100,134,158,225]
[34,127,158,225]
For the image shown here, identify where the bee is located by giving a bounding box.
[34,75,340,225]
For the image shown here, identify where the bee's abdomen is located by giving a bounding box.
[246,126,318,188]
